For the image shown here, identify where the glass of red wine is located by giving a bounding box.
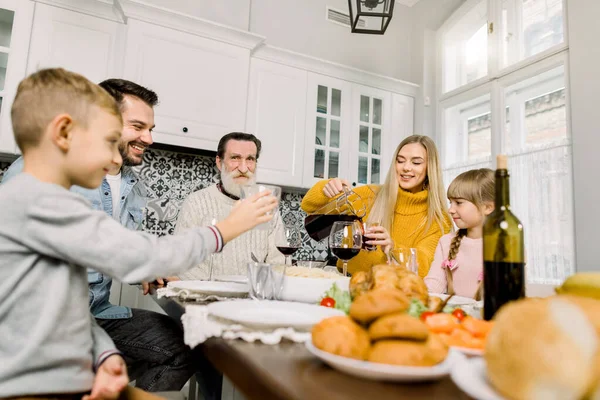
[328,220,363,277]
[276,226,302,265]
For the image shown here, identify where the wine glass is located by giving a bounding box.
[276,226,302,265]
[328,220,362,277]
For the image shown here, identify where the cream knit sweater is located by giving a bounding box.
[174,184,285,280]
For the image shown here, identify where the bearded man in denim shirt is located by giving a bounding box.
[1,79,196,392]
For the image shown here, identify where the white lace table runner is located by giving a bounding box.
[156,286,247,302]
[181,304,311,348]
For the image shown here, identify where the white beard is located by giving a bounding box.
[220,168,256,198]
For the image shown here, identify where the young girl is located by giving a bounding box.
[424,168,495,299]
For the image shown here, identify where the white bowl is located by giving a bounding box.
[280,275,350,304]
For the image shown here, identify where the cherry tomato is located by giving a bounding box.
[320,297,336,308]
[420,311,436,321]
[452,308,466,321]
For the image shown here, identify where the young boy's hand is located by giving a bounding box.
[216,191,278,243]
[83,354,129,400]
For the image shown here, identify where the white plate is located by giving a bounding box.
[430,293,478,306]
[280,276,350,304]
[207,300,344,330]
[452,346,484,357]
[167,280,248,297]
[306,340,463,382]
[451,355,504,400]
[214,275,248,284]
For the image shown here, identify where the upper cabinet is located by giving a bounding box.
[26,3,125,83]
[0,0,33,155]
[122,19,254,152]
[349,85,391,187]
[302,72,414,188]
[245,58,307,187]
[303,73,352,188]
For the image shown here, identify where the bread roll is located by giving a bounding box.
[349,288,410,324]
[312,316,371,360]
[485,297,598,400]
[368,313,429,341]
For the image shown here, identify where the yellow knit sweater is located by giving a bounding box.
[301,180,451,277]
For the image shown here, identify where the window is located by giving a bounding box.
[438,0,572,284]
[442,0,488,93]
[501,0,564,68]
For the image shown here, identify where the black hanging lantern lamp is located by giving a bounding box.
[348,0,395,35]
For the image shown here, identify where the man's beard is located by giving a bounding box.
[220,167,256,198]
[119,141,144,167]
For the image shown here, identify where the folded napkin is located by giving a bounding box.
[181,304,310,348]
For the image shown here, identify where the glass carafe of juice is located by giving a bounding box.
[304,185,376,242]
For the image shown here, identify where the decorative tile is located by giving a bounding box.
[137,148,332,260]
[0,150,331,260]
[0,162,11,182]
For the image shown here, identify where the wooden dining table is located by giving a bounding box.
[151,292,472,400]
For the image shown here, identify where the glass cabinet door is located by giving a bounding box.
[312,84,343,180]
[0,7,15,116]
[356,94,384,185]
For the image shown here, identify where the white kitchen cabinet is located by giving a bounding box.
[348,84,391,186]
[0,0,33,156]
[122,19,251,152]
[245,58,307,187]
[26,3,125,85]
[390,92,415,149]
[302,73,353,188]
[302,72,414,188]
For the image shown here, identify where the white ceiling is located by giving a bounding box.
[395,0,422,7]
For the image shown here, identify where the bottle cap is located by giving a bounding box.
[497,154,508,169]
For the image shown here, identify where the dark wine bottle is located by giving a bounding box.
[483,155,525,321]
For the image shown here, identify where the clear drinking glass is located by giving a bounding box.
[328,221,362,277]
[390,246,419,274]
[247,262,286,300]
[276,226,302,265]
[362,221,380,251]
[240,184,282,230]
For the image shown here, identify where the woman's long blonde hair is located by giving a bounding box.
[367,135,448,235]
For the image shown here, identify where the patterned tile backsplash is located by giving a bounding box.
[0,150,329,261]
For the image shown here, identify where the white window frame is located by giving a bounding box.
[436,0,572,288]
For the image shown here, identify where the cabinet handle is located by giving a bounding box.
[182,127,188,133]
[352,182,357,187]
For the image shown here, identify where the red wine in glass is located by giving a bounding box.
[331,247,360,260]
[277,246,299,256]
[328,220,362,276]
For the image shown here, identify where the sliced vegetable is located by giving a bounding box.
[420,311,435,322]
[459,316,493,338]
[319,283,351,314]
[424,313,460,334]
[320,297,335,308]
[407,298,430,318]
[451,308,466,321]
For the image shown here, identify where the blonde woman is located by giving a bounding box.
[301,135,452,277]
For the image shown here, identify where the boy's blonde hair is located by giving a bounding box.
[11,68,122,152]
[445,168,495,299]
[367,135,449,236]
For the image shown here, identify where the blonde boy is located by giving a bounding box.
[0,68,276,398]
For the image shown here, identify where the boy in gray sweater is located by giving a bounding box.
[0,68,277,398]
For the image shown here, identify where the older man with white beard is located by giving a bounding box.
[174,132,285,280]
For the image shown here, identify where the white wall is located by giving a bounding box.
[250,0,414,81]
[409,0,465,136]
[138,0,251,30]
[567,0,600,271]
